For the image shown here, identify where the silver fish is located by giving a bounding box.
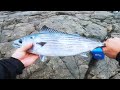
[13,25,104,61]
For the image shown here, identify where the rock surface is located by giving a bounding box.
[0,11,120,79]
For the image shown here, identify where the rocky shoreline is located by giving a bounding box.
[0,11,120,79]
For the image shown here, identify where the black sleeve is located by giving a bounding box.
[116,52,120,65]
[0,57,25,79]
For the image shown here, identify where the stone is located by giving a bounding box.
[84,23,107,40]
[0,42,14,58]
[39,15,85,35]
[110,73,120,79]
[86,56,118,79]
[10,23,35,41]
[3,24,15,30]
[90,11,113,20]
[1,30,13,42]
[113,23,120,33]
[76,14,91,20]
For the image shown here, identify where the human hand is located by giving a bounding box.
[102,37,120,59]
[12,43,39,67]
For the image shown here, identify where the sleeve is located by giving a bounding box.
[0,57,25,79]
[116,52,120,65]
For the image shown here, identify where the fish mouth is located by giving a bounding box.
[13,43,21,48]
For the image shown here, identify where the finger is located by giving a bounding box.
[22,55,39,67]
[103,42,106,47]
[102,47,107,53]
[19,43,33,51]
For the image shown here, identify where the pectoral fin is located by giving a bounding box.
[40,55,46,62]
[80,52,88,57]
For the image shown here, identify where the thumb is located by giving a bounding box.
[102,47,107,53]
[19,43,33,51]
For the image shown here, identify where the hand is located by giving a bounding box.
[103,37,120,59]
[12,43,39,67]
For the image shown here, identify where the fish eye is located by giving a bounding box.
[30,36,34,39]
[19,39,22,44]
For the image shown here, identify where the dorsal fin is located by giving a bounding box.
[39,25,68,34]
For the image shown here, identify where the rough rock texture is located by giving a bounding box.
[0,11,120,79]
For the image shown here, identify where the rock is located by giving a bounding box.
[76,14,91,20]
[61,56,81,79]
[1,30,13,42]
[111,33,120,38]
[2,18,22,29]
[10,23,35,41]
[9,11,43,17]
[3,24,15,30]
[113,23,120,33]
[84,23,107,40]
[0,32,1,43]
[103,17,116,24]
[86,56,118,79]
[110,73,120,79]
[28,57,75,79]
[39,15,85,35]
[91,11,113,20]
[113,12,120,19]
[0,42,14,58]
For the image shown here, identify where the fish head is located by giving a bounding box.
[13,34,37,48]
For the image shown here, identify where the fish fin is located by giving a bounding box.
[80,52,88,57]
[39,25,68,34]
[72,33,80,37]
[36,42,46,47]
[40,55,46,62]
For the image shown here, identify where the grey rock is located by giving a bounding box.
[18,57,75,79]
[0,32,1,43]
[2,18,22,29]
[113,23,120,33]
[86,56,118,79]
[9,11,43,17]
[0,42,14,58]
[84,23,107,40]
[91,11,113,20]
[103,17,116,24]
[76,14,91,20]
[39,15,85,35]
[111,33,120,38]
[113,12,120,19]
[1,30,13,42]
[110,73,120,79]
[10,23,35,41]
[3,24,15,30]
[61,56,81,79]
